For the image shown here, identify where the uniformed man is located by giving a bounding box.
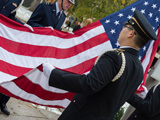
[27,0,75,30]
[0,0,24,115]
[0,0,24,24]
[127,83,160,120]
[43,10,157,120]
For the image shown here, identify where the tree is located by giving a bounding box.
[68,0,137,22]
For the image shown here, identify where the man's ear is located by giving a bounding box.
[128,30,135,38]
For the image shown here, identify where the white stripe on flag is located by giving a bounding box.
[0,23,105,48]
[0,41,112,69]
[0,72,17,82]
[142,41,154,73]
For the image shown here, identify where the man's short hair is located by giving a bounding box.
[134,33,148,48]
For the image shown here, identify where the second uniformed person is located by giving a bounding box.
[0,0,24,24]
[43,10,157,120]
[27,0,75,30]
[127,83,160,120]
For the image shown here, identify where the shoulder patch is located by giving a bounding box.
[115,49,125,55]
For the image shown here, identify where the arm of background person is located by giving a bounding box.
[27,3,45,27]
[128,85,160,117]
[0,2,17,17]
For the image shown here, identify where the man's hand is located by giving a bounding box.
[43,63,55,79]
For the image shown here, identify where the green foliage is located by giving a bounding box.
[68,0,138,22]
[114,107,124,120]
[42,0,137,23]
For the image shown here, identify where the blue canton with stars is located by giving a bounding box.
[100,0,160,61]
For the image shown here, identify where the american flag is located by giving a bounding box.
[0,0,160,108]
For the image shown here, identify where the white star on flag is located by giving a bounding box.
[141,9,145,14]
[127,15,132,19]
[131,7,136,12]
[115,42,120,47]
[114,20,120,25]
[105,19,110,23]
[144,1,149,6]
[155,17,159,23]
[143,46,146,51]
[118,13,123,17]
[110,29,116,34]
[138,56,142,60]
[152,4,157,9]
[153,27,155,30]
[148,12,153,18]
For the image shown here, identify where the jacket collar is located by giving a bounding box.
[55,2,60,15]
[120,47,139,56]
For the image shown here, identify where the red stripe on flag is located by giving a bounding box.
[0,56,96,77]
[0,60,32,77]
[64,57,97,74]
[13,75,74,100]
[0,55,97,77]
[0,33,108,58]
[0,85,67,108]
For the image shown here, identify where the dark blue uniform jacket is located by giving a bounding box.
[27,2,66,30]
[48,48,143,120]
